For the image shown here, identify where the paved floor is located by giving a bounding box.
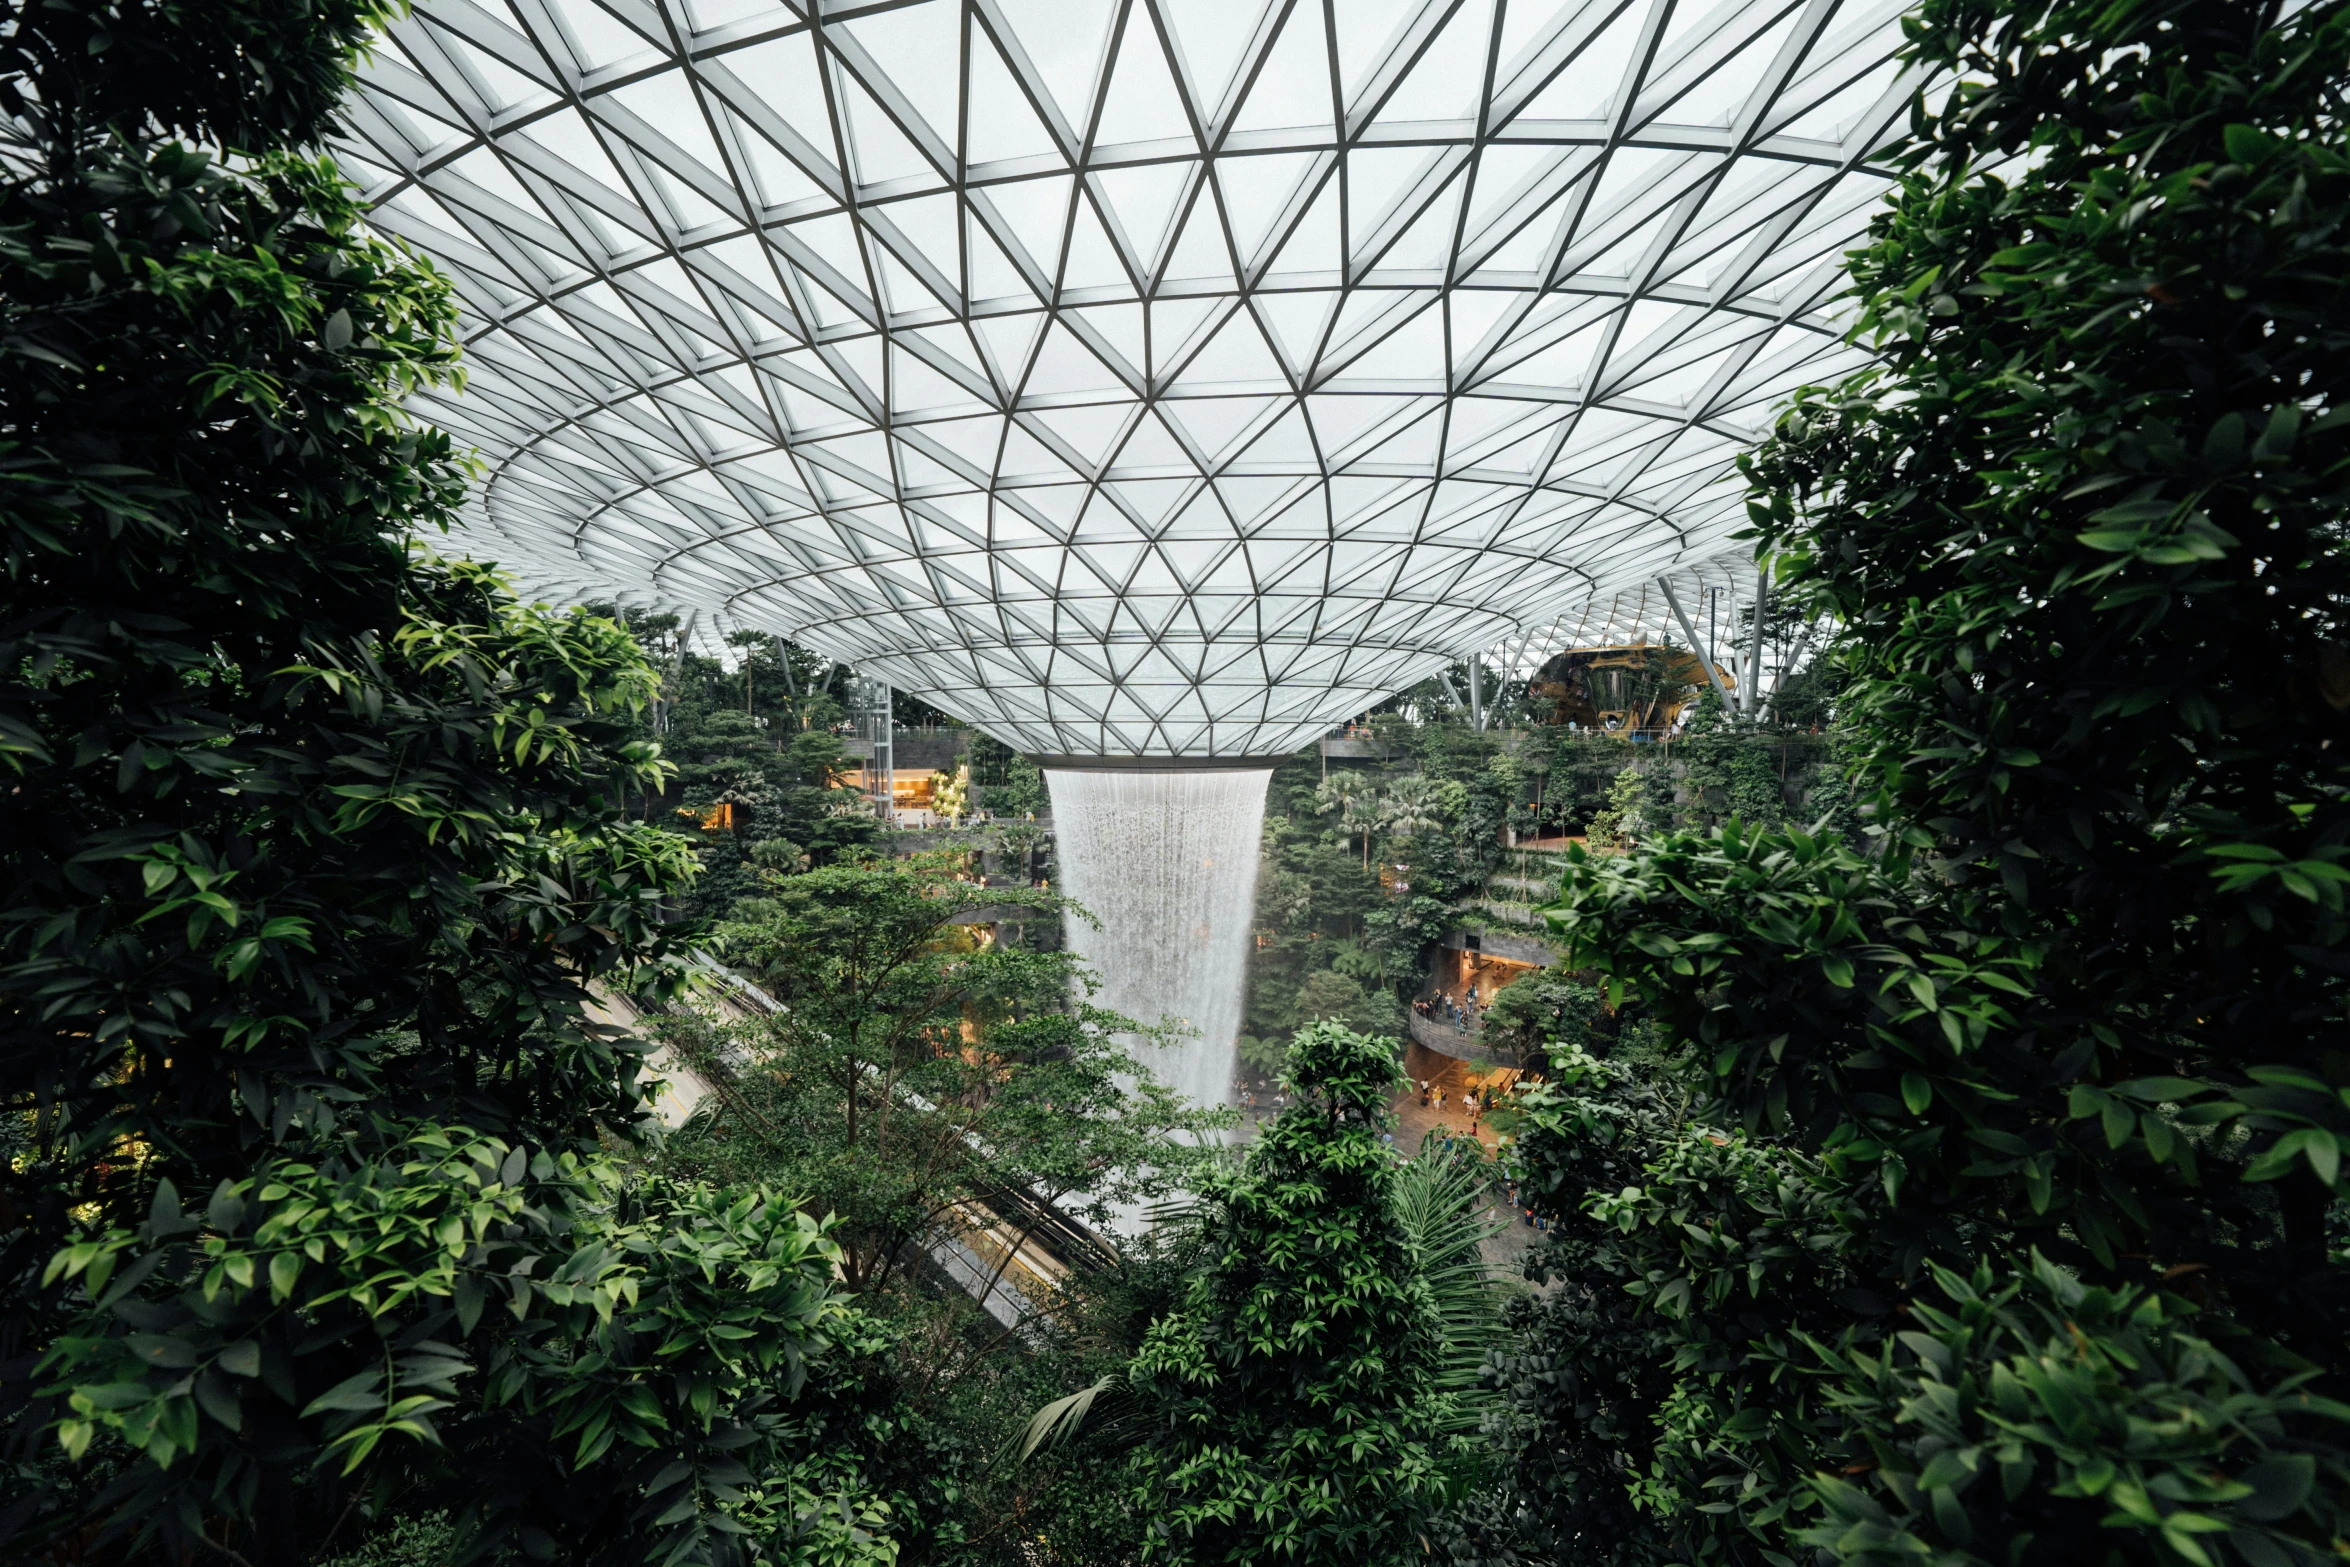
[1397,1044,1539,1275]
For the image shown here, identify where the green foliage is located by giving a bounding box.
[0,0,383,152]
[659,855,1223,1290]
[1124,1022,1486,1566]
[1528,814,2350,1563]
[318,1510,453,1567]
[1807,1253,2350,1567]
[1244,778,1388,1046]
[965,733,1047,818]
[1465,1048,1686,1566]
[1381,772,1448,839]
[1672,736,1790,833]
[1583,766,1661,848]
[1290,968,1406,1038]
[1477,970,1610,1068]
[1467,1041,1874,1567]
[1247,749,1527,1052]
[0,7,888,1561]
[609,618,876,920]
[1745,0,2350,1236]
[39,1125,893,1566]
[1315,769,1379,867]
[1493,0,2350,1560]
[1236,1032,1290,1079]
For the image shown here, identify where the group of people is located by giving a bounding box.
[1416,1077,1502,1137]
[1232,1077,1287,1118]
[1499,1176,1548,1231]
[1414,991,1485,1032]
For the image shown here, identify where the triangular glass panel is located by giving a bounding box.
[1333,301,1445,382]
[889,345,977,413]
[520,107,633,199]
[1031,403,1132,468]
[966,28,1066,165]
[1158,183,1233,287]
[1262,175,1342,284]
[557,0,660,73]
[1092,14,1192,149]
[1230,0,1332,134]
[836,72,925,186]
[1115,410,1195,471]
[996,418,1073,481]
[1212,149,1317,262]
[1359,413,1441,469]
[1121,479,1207,533]
[966,217,1036,305]
[1375,165,1468,272]
[919,412,1008,471]
[797,270,866,332]
[1252,290,1339,372]
[1171,309,1285,389]
[1020,321,1128,397]
[1370,0,1493,125]
[992,0,1117,134]
[728,114,829,212]
[976,173,1073,278]
[1447,288,1526,374]
[874,247,942,316]
[1304,392,1408,453]
[606,71,731,186]
[972,310,1046,382]
[840,2,964,150]
[1061,197,1132,293]
[1164,395,1277,462]
[1344,145,1429,239]
[1508,2,1645,123]
[1093,163,1191,268]
[448,33,554,114]
[1161,0,1272,115]
[1070,302,1147,373]
[1234,406,1316,466]
[1334,0,1421,104]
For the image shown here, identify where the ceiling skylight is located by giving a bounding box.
[342,0,1911,757]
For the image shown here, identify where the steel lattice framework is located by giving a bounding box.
[343,0,1912,757]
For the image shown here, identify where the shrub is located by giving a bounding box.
[1123,1022,1485,1566]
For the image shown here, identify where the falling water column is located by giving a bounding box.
[1043,767,1272,1117]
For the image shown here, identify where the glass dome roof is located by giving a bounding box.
[342,0,1911,757]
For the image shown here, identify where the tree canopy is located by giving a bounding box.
[1488,0,2350,1561]
[657,854,1223,1292]
[0,4,891,1561]
[1123,1021,1485,1566]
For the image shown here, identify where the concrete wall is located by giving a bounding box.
[1440,925,1560,968]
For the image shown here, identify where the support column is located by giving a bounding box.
[1743,566,1768,717]
[1658,576,1737,717]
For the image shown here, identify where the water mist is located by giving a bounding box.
[1043,768,1271,1119]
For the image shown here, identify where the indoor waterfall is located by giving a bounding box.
[1043,767,1271,1121]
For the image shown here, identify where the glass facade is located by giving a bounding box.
[344,0,1909,756]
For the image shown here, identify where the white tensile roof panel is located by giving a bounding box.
[344,0,1909,757]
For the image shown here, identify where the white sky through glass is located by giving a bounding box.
[343,0,1912,756]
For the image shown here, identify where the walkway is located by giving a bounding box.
[1394,1043,1537,1274]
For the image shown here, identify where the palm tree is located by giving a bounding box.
[1379,773,1444,841]
[1315,769,1374,868]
